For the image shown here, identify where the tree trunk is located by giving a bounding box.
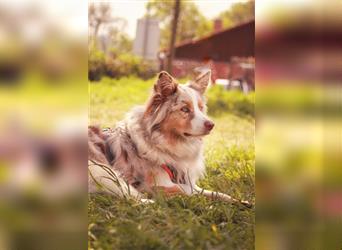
[94,22,101,39]
[167,0,181,74]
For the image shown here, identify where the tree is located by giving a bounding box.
[167,0,180,72]
[219,0,255,29]
[146,0,213,49]
[88,3,113,38]
[88,3,131,53]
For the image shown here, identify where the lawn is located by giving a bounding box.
[89,76,255,250]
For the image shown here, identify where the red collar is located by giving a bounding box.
[161,164,175,181]
[161,164,186,184]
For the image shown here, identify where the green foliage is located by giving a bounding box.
[88,48,106,81]
[89,77,255,249]
[146,0,213,49]
[113,33,132,53]
[146,0,254,48]
[207,85,255,117]
[219,0,255,28]
[89,51,158,81]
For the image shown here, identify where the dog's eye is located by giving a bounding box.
[181,107,190,113]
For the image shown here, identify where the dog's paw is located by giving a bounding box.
[240,200,253,209]
[140,198,155,204]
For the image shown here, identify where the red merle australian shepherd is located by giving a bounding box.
[89,70,250,207]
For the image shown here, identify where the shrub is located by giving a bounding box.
[136,59,157,80]
[207,85,255,117]
[88,49,106,81]
[89,48,157,81]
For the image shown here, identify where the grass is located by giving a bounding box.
[89,76,255,250]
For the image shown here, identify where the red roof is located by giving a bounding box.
[173,20,254,62]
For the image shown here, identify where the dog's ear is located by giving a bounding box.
[154,71,178,97]
[189,70,211,94]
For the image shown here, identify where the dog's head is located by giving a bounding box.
[144,70,214,141]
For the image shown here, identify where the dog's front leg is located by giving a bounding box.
[193,185,252,207]
[149,169,193,197]
[174,183,236,202]
[193,185,237,202]
[151,185,185,197]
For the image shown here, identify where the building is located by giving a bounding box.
[164,20,255,90]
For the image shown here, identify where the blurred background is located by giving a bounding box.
[88,0,255,92]
[256,0,342,249]
[0,0,87,249]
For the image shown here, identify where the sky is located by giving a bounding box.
[104,0,312,38]
[107,0,245,38]
[1,0,88,35]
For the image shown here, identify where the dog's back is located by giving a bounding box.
[88,126,110,166]
[88,125,146,199]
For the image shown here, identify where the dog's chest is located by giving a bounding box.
[149,157,205,187]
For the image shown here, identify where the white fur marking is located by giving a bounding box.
[183,87,208,135]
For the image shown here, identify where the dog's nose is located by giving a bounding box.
[204,120,215,131]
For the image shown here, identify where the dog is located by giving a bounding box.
[89,70,250,207]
